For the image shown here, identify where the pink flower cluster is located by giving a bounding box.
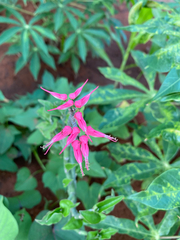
[41,80,117,176]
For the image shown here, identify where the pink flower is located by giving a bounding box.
[87,126,118,142]
[47,100,74,111]
[69,79,88,100]
[74,112,92,142]
[74,86,99,108]
[80,135,89,170]
[42,126,72,155]
[59,127,80,155]
[40,87,67,101]
[71,140,84,176]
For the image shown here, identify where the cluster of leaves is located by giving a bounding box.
[2,0,180,239]
[0,0,125,79]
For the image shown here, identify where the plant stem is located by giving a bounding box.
[33,150,46,171]
[114,32,136,88]
[160,236,180,239]
[1,2,34,16]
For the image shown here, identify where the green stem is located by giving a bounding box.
[114,32,136,88]
[160,236,180,239]
[124,63,137,70]
[0,2,34,15]
[33,150,46,171]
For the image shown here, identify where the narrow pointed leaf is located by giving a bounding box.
[30,29,48,55]
[0,16,20,25]
[54,8,64,31]
[94,196,124,213]
[0,27,22,45]
[21,29,29,61]
[63,33,76,52]
[77,35,87,62]
[30,52,40,80]
[33,25,56,40]
[35,2,56,14]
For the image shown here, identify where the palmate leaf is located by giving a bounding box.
[129,169,180,210]
[106,142,160,163]
[98,67,149,93]
[86,216,152,239]
[103,162,161,189]
[87,87,145,105]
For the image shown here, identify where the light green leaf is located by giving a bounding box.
[94,196,124,213]
[14,209,32,240]
[100,228,118,239]
[8,190,42,214]
[106,142,160,162]
[21,29,29,61]
[29,52,40,80]
[63,178,72,188]
[129,169,180,210]
[103,162,161,189]
[99,101,144,130]
[80,210,101,224]
[15,167,37,191]
[153,68,180,100]
[36,208,63,226]
[62,217,83,230]
[0,196,18,240]
[0,26,22,45]
[86,216,151,239]
[36,119,57,139]
[65,163,77,171]
[33,25,56,40]
[63,33,76,52]
[98,67,148,93]
[77,35,87,62]
[30,29,48,55]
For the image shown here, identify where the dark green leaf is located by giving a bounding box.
[77,35,87,62]
[65,10,78,30]
[35,2,56,14]
[29,52,40,80]
[63,33,76,52]
[15,56,27,74]
[30,29,48,55]
[0,16,20,25]
[21,29,29,61]
[33,25,56,40]
[83,13,104,28]
[39,51,56,69]
[54,8,64,31]
[0,126,14,154]
[15,167,37,191]
[0,154,18,172]
[0,27,22,45]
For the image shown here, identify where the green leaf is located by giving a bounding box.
[36,119,57,139]
[0,196,18,240]
[65,163,77,171]
[63,33,76,52]
[80,210,101,224]
[0,16,20,25]
[58,52,71,64]
[36,208,63,226]
[60,199,77,217]
[62,217,83,230]
[77,35,87,62]
[83,12,104,28]
[15,56,27,74]
[129,169,180,210]
[98,67,148,93]
[86,216,151,239]
[14,135,31,160]
[131,50,156,90]
[29,52,40,80]
[104,162,161,189]
[84,29,110,42]
[39,51,56,69]
[65,10,78,30]
[54,8,64,31]
[0,154,18,172]
[94,196,124,213]
[76,181,101,209]
[87,88,145,105]
[35,2,56,14]
[106,142,160,162]
[0,126,15,154]
[99,101,144,130]
[14,209,32,240]
[42,70,55,90]
[21,29,29,61]
[100,228,118,239]
[0,26,22,45]
[71,54,80,74]
[27,129,44,145]
[163,140,179,162]
[8,190,41,214]
[63,178,72,188]
[0,90,5,101]
[15,167,37,191]
[33,25,56,40]
[158,208,180,236]
[4,6,26,24]
[30,29,48,55]
[153,68,180,100]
